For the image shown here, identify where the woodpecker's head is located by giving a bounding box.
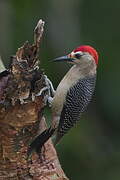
[53,45,99,68]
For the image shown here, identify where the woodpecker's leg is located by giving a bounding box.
[47,96,53,107]
[44,75,55,107]
[36,75,55,106]
[44,75,55,96]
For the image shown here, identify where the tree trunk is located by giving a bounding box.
[0,19,69,180]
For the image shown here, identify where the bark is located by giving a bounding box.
[0,19,69,180]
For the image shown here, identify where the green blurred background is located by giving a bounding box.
[0,0,120,179]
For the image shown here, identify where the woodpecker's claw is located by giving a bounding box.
[35,75,55,106]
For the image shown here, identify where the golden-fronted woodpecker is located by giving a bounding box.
[28,45,99,156]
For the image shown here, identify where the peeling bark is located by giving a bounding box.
[0,19,69,180]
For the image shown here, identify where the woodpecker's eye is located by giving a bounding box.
[75,53,81,59]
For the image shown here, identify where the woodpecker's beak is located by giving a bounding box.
[53,55,74,62]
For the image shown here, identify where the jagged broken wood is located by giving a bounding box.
[0,19,69,180]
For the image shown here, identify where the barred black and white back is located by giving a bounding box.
[54,75,96,145]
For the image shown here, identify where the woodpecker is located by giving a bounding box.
[28,45,99,156]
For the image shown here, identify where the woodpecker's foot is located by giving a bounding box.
[44,75,55,96]
[36,75,55,96]
[47,96,53,107]
[35,75,55,106]
[43,75,55,106]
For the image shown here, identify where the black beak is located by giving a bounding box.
[53,55,74,62]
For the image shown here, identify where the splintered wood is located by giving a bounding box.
[0,19,69,180]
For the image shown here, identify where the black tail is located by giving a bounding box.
[27,127,55,158]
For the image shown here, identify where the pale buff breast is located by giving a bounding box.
[51,65,84,115]
[51,62,96,116]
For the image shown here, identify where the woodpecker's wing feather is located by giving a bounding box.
[27,127,56,158]
[54,75,96,145]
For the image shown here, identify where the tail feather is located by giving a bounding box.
[27,127,55,158]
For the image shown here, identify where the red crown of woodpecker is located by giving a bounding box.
[73,45,99,65]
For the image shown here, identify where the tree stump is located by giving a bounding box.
[0,19,69,180]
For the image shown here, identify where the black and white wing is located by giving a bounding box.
[54,75,96,145]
